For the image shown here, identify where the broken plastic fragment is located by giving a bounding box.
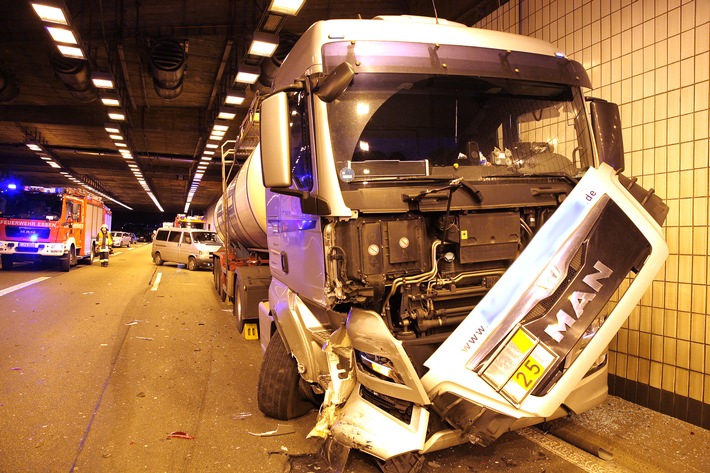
[231,412,252,420]
[308,326,355,439]
[166,431,195,440]
[248,424,295,437]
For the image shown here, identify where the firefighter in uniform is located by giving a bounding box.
[96,224,113,267]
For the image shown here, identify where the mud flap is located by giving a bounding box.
[421,164,667,437]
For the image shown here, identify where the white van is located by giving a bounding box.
[151,228,221,270]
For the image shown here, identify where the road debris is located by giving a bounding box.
[166,431,195,440]
[248,424,296,437]
[231,412,252,420]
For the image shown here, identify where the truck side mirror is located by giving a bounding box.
[260,92,292,188]
[314,62,354,103]
[588,98,624,170]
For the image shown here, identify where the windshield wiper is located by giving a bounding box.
[401,177,483,203]
[482,171,578,186]
[348,174,458,183]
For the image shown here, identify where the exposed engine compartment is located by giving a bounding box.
[327,181,568,343]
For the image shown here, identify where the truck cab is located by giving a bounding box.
[248,16,668,469]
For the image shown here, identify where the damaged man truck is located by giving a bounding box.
[213,15,669,472]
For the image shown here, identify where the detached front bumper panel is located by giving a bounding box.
[473,196,650,406]
[421,164,667,442]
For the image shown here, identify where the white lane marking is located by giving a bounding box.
[0,277,52,297]
[151,272,162,291]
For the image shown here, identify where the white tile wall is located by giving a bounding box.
[476,0,710,425]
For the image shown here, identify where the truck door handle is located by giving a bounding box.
[280,252,289,274]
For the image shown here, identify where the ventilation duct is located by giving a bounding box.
[48,50,98,102]
[0,68,19,103]
[149,37,186,99]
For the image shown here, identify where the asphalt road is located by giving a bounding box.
[1,244,708,473]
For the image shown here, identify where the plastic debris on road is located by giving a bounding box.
[166,431,195,440]
[248,424,296,437]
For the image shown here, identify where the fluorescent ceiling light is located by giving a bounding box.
[203,151,215,156]
[225,88,246,105]
[48,162,61,168]
[92,72,115,89]
[217,106,237,120]
[268,0,306,16]
[209,135,223,141]
[31,3,69,25]
[115,142,127,148]
[57,44,84,59]
[235,64,261,84]
[45,26,77,44]
[248,32,279,57]
[108,109,125,120]
[26,143,42,151]
[101,96,120,107]
[212,121,229,132]
[104,123,120,133]
[206,143,219,149]
[109,134,123,140]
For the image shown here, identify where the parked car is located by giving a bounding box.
[112,231,132,247]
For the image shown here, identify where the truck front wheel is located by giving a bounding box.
[257,331,315,420]
[60,247,75,272]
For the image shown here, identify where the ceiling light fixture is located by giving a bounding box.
[235,64,261,84]
[248,32,279,57]
[268,0,306,16]
[56,44,84,59]
[225,88,246,105]
[101,94,121,107]
[107,109,125,120]
[217,106,237,120]
[92,72,115,89]
[45,26,77,44]
[104,122,120,133]
[31,3,69,25]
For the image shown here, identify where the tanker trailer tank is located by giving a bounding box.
[213,145,271,333]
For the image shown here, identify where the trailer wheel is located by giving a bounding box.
[258,331,314,420]
[1,255,13,271]
[153,252,164,265]
[234,281,246,333]
[213,258,220,291]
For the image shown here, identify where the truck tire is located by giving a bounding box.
[187,256,197,271]
[257,331,314,420]
[60,253,71,272]
[213,258,220,291]
[1,255,13,271]
[234,281,246,333]
[153,252,164,265]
